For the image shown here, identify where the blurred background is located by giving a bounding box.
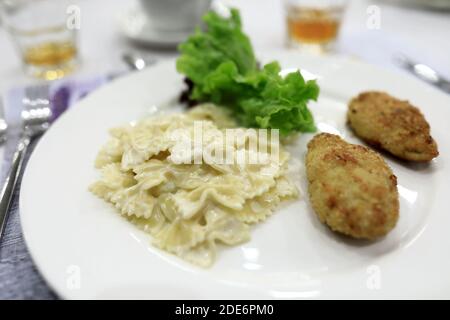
[0,0,448,92]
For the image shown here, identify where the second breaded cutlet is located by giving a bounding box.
[347,91,438,162]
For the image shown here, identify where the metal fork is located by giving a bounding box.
[0,85,52,240]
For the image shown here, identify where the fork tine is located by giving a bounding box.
[23,85,49,108]
[22,84,52,133]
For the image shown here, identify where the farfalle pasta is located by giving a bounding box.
[89,104,299,267]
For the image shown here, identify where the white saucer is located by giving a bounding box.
[118,7,191,48]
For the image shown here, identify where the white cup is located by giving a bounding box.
[139,0,211,33]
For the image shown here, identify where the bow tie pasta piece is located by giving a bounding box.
[89,104,300,267]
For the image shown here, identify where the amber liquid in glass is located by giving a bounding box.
[22,41,77,80]
[287,7,342,50]
[24,41,76,66]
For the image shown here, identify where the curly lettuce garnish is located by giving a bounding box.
[176,8,319,135]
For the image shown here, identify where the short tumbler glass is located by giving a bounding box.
[1,0,80,80]
[284,0,348,54]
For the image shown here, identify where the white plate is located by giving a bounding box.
[20,51,450,299]
[118,7,189,48]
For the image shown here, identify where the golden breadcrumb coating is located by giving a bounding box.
[306,133,399,240]
[348,91,438,162]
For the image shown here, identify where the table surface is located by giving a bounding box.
[0,0,449,95]
[0,0,449,298]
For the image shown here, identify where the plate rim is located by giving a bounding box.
[20,51,450,299]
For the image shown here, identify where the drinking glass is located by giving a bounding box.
[1,0,80,80]
[284,0,348,54]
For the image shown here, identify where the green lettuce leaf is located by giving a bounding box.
[176,8,319,135]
